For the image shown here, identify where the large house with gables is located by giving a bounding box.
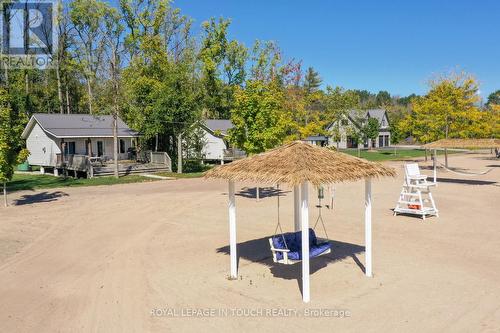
[326,109,391,149]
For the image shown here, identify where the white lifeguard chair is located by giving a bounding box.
[394,163,438,220]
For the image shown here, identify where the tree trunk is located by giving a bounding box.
[444,121,449,168]
[424,149,428,162]
[65,75,71,113]
[24,70,29,110]
[113,114,119,178]
[86,79,93,114]
[56,61,64,113]
[109,43,120,178]
[177,133,182,174]
[3,182,7,207]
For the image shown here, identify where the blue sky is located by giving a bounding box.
[175,0,500,99]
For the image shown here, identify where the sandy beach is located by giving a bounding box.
[0,152,499,332]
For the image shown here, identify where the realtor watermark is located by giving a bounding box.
[0,0,57,69]
[151,307,351,318]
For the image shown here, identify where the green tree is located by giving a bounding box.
[303,67,322,94]
[199,17,247,119]
[399,72,484,166]
[401,72,483,142]
[70,0,110,114]
[122,35,201,164]
[228,80,293,154]
[324,86,359,120]
[375,90,391,107]
[362,118,380,149]
[486,90,500,106]
[0,89,28,206]
[102,5,125,178]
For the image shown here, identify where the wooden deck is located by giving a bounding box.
[92,163,171,177]
[56,151,172,178]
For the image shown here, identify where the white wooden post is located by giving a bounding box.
[365,178,372,277]
[228,181,237,279]
[433,149,437,184]
[301,181,310,302]
[294,185,301,231]
[256,186,260,202]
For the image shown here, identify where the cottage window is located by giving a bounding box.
[119,139,126,154]
[64,142,76,155]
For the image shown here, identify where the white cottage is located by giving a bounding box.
[21,113,140,173]
[200,119,245,162]
[327,109,391,149]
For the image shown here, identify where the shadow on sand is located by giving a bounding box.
[434,177,497,186]
[216,236,365,297]
[13,191,69,205]
[236,187,290,199]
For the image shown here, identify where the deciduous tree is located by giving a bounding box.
[0,89,28,206]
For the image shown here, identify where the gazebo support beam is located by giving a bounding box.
[301,181,310,302]
[365,178,372,277]
[228,180,237,279]
[294,185,301,231]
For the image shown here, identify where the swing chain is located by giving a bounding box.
[273,183,289,250]
[313,186,330,241]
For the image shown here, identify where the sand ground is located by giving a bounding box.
[0,152,499,332]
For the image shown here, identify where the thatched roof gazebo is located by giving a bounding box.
[422,139,500,182]
[205,141,396,302]
[423,138,500,149]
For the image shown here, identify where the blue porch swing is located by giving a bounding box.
[269,185,332,265]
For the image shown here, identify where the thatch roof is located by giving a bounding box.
[204,141,396,186]
[423,138,500,149]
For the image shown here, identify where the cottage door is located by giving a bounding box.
[97,141,104,157]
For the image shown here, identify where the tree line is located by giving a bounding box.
[1,0,499,204]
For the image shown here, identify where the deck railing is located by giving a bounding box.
[56,154,90,171]
[150,151,171,165]
[56,150,172,177]
[223,148,246,160]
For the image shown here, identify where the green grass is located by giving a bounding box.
[341,148,457,161]
[155,171,206,179]
[8,173,159,192]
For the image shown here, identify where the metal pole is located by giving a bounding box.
[301,181,310,302]
[294,185,301,231]
[228,181,237,279]
[365,178,372,277]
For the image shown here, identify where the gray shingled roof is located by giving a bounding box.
[366,109,387,124]
[203,119,234,136]
[22,113,140,139]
